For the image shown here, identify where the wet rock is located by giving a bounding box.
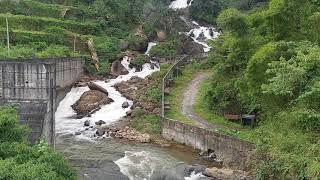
[199,149,223,167]
[96,128,105,136]
[88,82,108,95]
[95,120,106,126]
[74,81,87,87]
[75,131,81,136]
[110,60,129,77]
[150,63,155,70]
[122,102,130,109]
[71,90,114,118]
[126,110,133,117]
[84,120,90,127]
[180,34,204,55]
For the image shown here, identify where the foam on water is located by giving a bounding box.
[115,151,160,180]
[169,0,193,9]
[55,56,159,140]
[186,23,220,52]
[185,172,205,180]
[145,42,157,55]
[169,2,220,52]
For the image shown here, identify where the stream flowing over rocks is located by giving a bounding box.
[54,1,226,179]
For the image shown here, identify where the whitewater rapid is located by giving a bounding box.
[169,0,194,9]
[170,0,220,52]
[55,44,159,140]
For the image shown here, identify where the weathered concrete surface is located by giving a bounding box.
[162,118,254,170]
[0,57,84,144]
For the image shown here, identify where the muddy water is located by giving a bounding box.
[56,133,206,180]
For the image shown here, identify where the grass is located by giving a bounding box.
[131,108,162,135]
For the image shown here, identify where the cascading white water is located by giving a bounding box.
[145,42,157,55]
[55,56,159,140]
[185,172,206,180]
[169,0,193,9]
[187,21,220,52]
[170,1,220,53]
[115,151,206,180]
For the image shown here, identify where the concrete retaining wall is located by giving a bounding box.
[162,118,254,169]
[0,57,84,144]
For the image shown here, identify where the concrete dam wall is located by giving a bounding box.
[0,57,84,144]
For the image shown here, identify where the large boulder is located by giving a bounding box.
[128,34,149,52]
[88,82,108,95]
[180,34,204,55]
[157,31,166,42]
[71,90,114,118]
[110,60,129,77]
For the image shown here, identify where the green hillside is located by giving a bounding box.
[0,0,156,75]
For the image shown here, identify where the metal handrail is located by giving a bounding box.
[161,55,189,118]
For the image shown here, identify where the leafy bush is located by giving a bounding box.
[36,45,78,58]
[131,54,148,67]
[0,45,36,59]
[0,106,76,179]
[147,85,162,103]
[149,38,181,59]
[0,0,93,21]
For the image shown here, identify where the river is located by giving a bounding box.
[55,1,219,179]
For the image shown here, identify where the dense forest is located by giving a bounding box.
[201,0,320,178]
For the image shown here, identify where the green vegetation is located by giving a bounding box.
[190,0,268,24]
[0,106,75,179]
[0,0,169,74]
[145,63,171,103]
[131,113,162,135]
[197,0,320,178]
[149,38,182,59]
[194,77,248,129]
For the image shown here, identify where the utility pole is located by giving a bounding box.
[6,16,10,57]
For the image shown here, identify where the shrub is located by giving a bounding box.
[149,38,181,59]
[36,45,78,58]
[0,106,76,179]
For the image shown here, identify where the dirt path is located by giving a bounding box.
[182,72,222,130]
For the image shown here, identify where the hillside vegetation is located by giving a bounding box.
[0,106,76,179]
[0,0,180,75]
[197,0,320,178]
